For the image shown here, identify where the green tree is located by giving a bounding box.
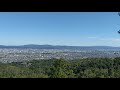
[49,59,75,78]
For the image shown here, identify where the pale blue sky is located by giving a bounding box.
[0,12,120,46]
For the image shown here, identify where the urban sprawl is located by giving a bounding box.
[0,48,120,63]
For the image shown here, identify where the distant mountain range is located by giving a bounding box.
[0,44,120,49]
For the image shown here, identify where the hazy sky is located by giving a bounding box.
[0,12,120,46]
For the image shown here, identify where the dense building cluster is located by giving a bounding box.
[0,48,120,63]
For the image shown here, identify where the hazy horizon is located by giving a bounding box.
[0,12,120,46]
[0,44,120,47]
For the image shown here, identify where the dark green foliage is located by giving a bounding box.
[49,58,75,78]
[0,57,120,78]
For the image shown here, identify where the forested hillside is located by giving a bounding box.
[0,57,120,78]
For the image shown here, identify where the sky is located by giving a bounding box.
[0,12,120,46]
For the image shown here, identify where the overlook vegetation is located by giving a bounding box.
[0,57,120,78]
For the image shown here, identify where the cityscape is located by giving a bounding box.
[0,45,120,63]
[0,12,120,78]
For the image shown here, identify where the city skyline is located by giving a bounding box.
[0,12,120,46]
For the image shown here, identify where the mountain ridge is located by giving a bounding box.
[0,44,120,49]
